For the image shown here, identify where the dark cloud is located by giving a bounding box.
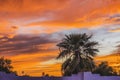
[111,44,120,55]
[0,34,58,56]
[116,44,120,53]
[106,14,120,22]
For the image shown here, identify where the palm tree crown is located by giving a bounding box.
[56,33,99,76]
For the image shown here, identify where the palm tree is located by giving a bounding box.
[56,33,99,76]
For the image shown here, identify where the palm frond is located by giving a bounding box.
[56,50,70,59]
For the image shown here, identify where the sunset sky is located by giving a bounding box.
[0,0,120,76]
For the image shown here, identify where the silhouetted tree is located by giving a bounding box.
[42,72,45,76]
[93,61,117,76]
[21,71,30,76]
[0,57,13,73]
[21,71,25,75]
[56,33,99,76]
[45,74,49,77]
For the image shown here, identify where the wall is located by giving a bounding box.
[0,71,120,80]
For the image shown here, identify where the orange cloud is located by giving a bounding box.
[109,28,120,32]
[22,0,120,34]
[0,21,19,38]
[0,21,10,33]
[0,0,120,35]
[8,50,60,76]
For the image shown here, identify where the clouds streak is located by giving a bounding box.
[0,34,58,56]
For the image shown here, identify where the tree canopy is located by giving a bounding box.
[0,57,13,73]
[93,61,118,76]
[56,33,99,76]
